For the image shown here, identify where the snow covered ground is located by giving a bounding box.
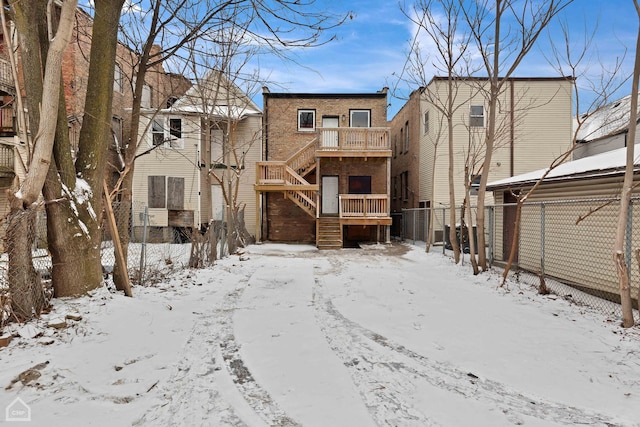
[1,242,639,426]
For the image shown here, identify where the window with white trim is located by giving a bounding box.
[113,63,123,93]
[470,105,484,127]
[350,109,370,127]
[150,117,184,149]
[298,109,315,131]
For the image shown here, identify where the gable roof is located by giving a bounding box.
[170,70,261,120]
[487,143,640,190]
[576,92,640,143]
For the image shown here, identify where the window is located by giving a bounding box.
[402,171,409,201]
[350,110,370,127]
[141,84,152,108]
[470,175,481,196]
[169,118,182,144]
[470,105,484,127]
[167,96,179,108]
[152,119,164,146]
[423,111,429,134]
[113,63,123,93]
[148,176,166,208]
[298,109,315,131]
[403,121,409,152]
[167,177,185,210]
[348,176,372,194]
[150,117,183,149]
[392,176,398,200]
[147,176,184,210]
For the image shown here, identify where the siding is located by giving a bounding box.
[407,78,574,210]
[494,175,640,299]
[132,113,201,227]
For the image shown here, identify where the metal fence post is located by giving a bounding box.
[139,206,148,285]
[488,206,494,266]
[541,203,545,276]
[413,209,417,244]
[626,199,633,282]
[425,208,430,243]
[442,207,446,255]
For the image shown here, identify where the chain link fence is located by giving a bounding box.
[1,201,199,330]
[398,198,640,322]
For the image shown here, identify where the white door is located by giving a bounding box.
[322,117,339,148]
[322,176,339,215]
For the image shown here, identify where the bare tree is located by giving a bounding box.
[401,0,476,263]
[499,19,629,289]
[613,0,640,328]
[8,0,126,301]
[174,13,263,265]
[110,0,348,288]
[464,0,572,272]
[5,1,76,318]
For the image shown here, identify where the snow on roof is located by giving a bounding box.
[171,103,261,120]
[487,143,640,189]
[576,92,640,143]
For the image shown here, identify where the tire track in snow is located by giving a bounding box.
[135,263,300,427]
[313,276,626,426]
[133,306,248,427]
[217,267,302,427]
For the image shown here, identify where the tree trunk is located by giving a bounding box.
[447,77,460,262]
[5,207,43,320]
[613,2,640,327]
[501,198,522,287]
[54,0,126,295]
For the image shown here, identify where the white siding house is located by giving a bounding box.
[132,72,262,241]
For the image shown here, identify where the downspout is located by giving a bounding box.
[262,87,270,241]
[510,79,515,177]
[197,116,202,230]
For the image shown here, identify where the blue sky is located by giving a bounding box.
[254,1,638,120]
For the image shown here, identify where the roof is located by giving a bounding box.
[169,70,262,120]
[576,92,640,143]
[487,143,640,190]
[426,75,574,86]
[262,87,389,99]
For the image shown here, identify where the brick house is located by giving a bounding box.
[0,6,189,245]
[390,77,574,240]
[257,88,392,249]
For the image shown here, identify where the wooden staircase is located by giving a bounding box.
[316,217,342,250]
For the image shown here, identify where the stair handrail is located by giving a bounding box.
[286,138,317,174]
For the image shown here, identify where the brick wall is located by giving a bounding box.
[264,92,388,161]
[262,90,390,243]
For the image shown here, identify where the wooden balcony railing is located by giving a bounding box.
[256,162,317,188]
[0,58,14,92]
[339,194,389,218]
[287,139,317,175]
[257,161,288,184]
[318,127,390,152]
[0,143,14,173]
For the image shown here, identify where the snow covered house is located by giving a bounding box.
[256,88,392,249]
[573,93,640,160]
[132,71,262,242]
[487,145,640,304]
